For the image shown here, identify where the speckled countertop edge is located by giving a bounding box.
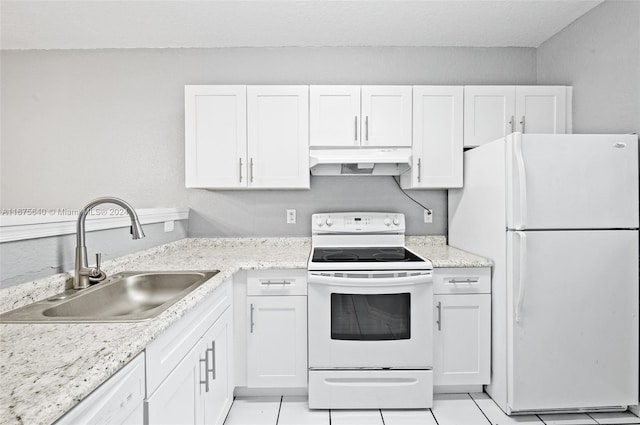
[0,236,490,425]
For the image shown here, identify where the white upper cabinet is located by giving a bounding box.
[464,86,570,148]
[185,85,309,189]
[310,85,412,148]
[514,86,566,135]
[185,85,247,188]
[247,86,310,189]
[361,86,413,147]
[463,86,516,148]
[402,86,463,189]
[310,86,361,147]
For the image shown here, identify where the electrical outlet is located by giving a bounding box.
[423,209,433,224]
[286,209,297,224]
[164,220,175,232]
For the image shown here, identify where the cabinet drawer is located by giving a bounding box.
[433,267,490,294]
[247,269,307,296]
[146,279,232,396]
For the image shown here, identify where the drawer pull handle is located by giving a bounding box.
[260,280,292,286]
[250,303,255,333]
[436,301,442,331]
[448,278,479,284]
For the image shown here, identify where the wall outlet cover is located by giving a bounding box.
[164,220,175,232]
[286,209,296,224]
[423,209,433,224]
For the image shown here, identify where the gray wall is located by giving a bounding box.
[0,221,187,288]
[537,0,640,134]
[1,46,538,287]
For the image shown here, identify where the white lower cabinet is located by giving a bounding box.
[246,295,308,388]
[55,353,145,425]
[145,279,234,425]
[433,268,491,388]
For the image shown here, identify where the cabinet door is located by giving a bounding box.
[202,308,234,425]
[247,86,310,189]
[310,86,361,147]
[433,294,491,386]
[361,86,412,147]
[409,86,463,188]
[146,340,203,425]
[464,86,515,147]
[247,296,307,388]
[185,85,247,188]
[515,86,566,135]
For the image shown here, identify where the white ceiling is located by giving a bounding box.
[0,1,603,50]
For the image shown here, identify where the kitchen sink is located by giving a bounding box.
[0,271,219,323]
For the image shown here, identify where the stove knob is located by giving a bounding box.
[316,218,324,227]
[325,218,333,227]
[393,217,401,226]
[383,218,391,226]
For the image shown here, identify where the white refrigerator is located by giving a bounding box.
[448,133,639,414]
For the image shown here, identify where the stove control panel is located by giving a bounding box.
[312,212,405,233]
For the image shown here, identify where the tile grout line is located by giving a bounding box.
[430,407,440,425]
[223,396,236,425]
[586,412,600,424]
[468,393,494,425]
[274,395,283,425]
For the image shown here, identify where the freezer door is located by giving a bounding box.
[507,230,638,412]
[506,133,639,230]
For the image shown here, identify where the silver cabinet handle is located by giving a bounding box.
[249,158,254,182]
[365,116,369,141]
[520,116,526,133]
[239,158,243,182]
[417,158,422,183]
[448,278,479,284]
[250,303,255,333]
[260,280,292,286]
[354,116,358,142]
[436,301,442,331]
[208,341,216,381]
[199,350,210,392]
[509,115,515,133]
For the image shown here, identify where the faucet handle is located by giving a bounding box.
[89,253,107,283]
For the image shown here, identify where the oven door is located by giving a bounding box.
[308,270,433,369]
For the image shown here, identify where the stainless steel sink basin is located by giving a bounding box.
[0,271,219,323]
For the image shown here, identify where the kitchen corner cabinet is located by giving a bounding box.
[185,85,309,189]
[464,86,570,148]
[245,269,308,388]
[145,280,234,425]
[433,268,491,387]
[310,85,412,148]
[400,86,463,189]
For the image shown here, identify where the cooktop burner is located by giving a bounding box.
[312,247,425,263]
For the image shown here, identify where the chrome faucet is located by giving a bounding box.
[74,197,145,289]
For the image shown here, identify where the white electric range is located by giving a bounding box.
[307,212,434,409]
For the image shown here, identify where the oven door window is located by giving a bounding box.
[331,293,411,341]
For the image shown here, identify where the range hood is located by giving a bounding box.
[309,148,412,176]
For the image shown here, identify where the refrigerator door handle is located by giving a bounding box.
[515,231,527,323]
[513,135,528,229]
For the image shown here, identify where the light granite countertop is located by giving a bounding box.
[0,237,490,425]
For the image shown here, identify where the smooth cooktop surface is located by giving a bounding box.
[311,247,426,263]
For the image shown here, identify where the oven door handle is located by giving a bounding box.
[308,272,432,287]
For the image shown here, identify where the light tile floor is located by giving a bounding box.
[224,393,640,425]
